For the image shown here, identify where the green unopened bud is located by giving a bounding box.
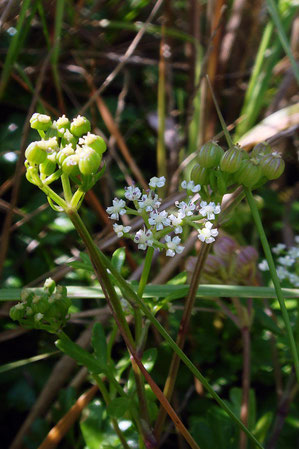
[39,157,56,176]
[56,115,70,136]
[25,142,47,164]
[38,137,59,152]
[57,144,75,165]
[190,164,210,185]
[79,133,107,156]
[10,303,25,321]
[251,142,272,159]
[220,146,244,173]
[30,113,52,131]
[234,160,263,188]
[260,151,285,180]
[70,115,91,137]
[62,154,80,176]
[61,129,78,148]
[78,147,101,175]
[198,141,224,168]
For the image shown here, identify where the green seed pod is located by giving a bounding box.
[30,113,52,131]
[260,152,285,180]
[234,160,263,188]
[251,142,272,159]
[57,145,75,165]
[78,147,101,175]
[56,115,70,136]
[220,146,244,173]
[70,115,91,137]
[79,133,107,156]
[61,129,78,148]
[25,142,47,165]
[62,154,80,176]
[39,157,56,176]
[215,171,227,196]
[198,141,224,168]
[190,164,210,185]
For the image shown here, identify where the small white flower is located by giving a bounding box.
[106,198,126,220]
[175,200,196,217]
[199,201,221,221]
[15,303,24,310]
[276,266,289,281]
[288,246,299,259]
[181,180,201,193]
[148,210,170,231]
[113,223,131,237]
[134,228,153,250]
[289,273,299,287]
[165,235,184,257]
[138,193,161,212]
[149,176,166,188]
[272,243,286,255]
[197,221,218,244]
[168,213,184,234]
[277,255,295,267]
[124,185,142,201]
[35,313,44,322]
[258,260,269,271]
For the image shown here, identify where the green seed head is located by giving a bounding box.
[220,146,244,173]
[260,151,285,180]
[190,164,210,185]
[30,113,52,131]
[79,132,107,156]
[251,142,272,159]
[55,114,70,136]
[70,115,91,137]
[57,144,75,165]
[198,141,224,168]
[25,142,47,165]
[234,160,263,188]
[62,154,80,176]
[78,147,101,175]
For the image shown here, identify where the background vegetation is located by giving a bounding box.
[0,1,298,448]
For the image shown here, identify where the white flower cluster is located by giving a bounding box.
[106,177,220,256]
[258,237,299,287]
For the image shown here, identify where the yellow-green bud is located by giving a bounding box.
[260,152,285,180]
[25,142,47,165]
[78,147,101,175]
[10,303,25,321]
[62,154,80,176]
[38,137,59,152]
[44,277,56,294]
[61,129,78,148]
[70,115,91,137]
[30,113,52,131]
[198,141,224,168]
[56,115,70,136]
[220,146,244,173]
[57,144,75,165]
[79,133,107,156]
[39,157,56,176]
[251,142,272,159]
[190,164,210,185]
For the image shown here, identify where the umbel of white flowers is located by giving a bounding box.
[107,176,221,257]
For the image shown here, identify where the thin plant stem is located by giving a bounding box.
[245,188,299,383]
[61,173,72,204]
[240,298,252,449]
[92,375,131,449]
[154,242,210,439]
[157,22,167,195]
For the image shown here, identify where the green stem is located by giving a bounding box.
[135,247,154,344]
[70,188,85,210]
[67,209,152,442]
[42,184,67,209]
[245,188,299,383]
[92,375,131,449]
[61,173,72,204]
[99,250,265,449]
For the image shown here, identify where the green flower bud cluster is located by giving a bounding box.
[191,141,285,201]
[24,113,107,209]
[9,278,71,333]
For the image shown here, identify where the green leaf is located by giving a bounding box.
[55,332,103,374]
[92,323,108,367]
[107,397,131,419]
[111,248,126,273]
[254,412,273,444]
[142,348,157,372]
[80,400,105,449]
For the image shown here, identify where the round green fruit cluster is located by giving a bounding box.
[191,141,285,197]
[10,278,71,333]
[25,113,107,181]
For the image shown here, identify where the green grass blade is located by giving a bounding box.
[0,352,58,374]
